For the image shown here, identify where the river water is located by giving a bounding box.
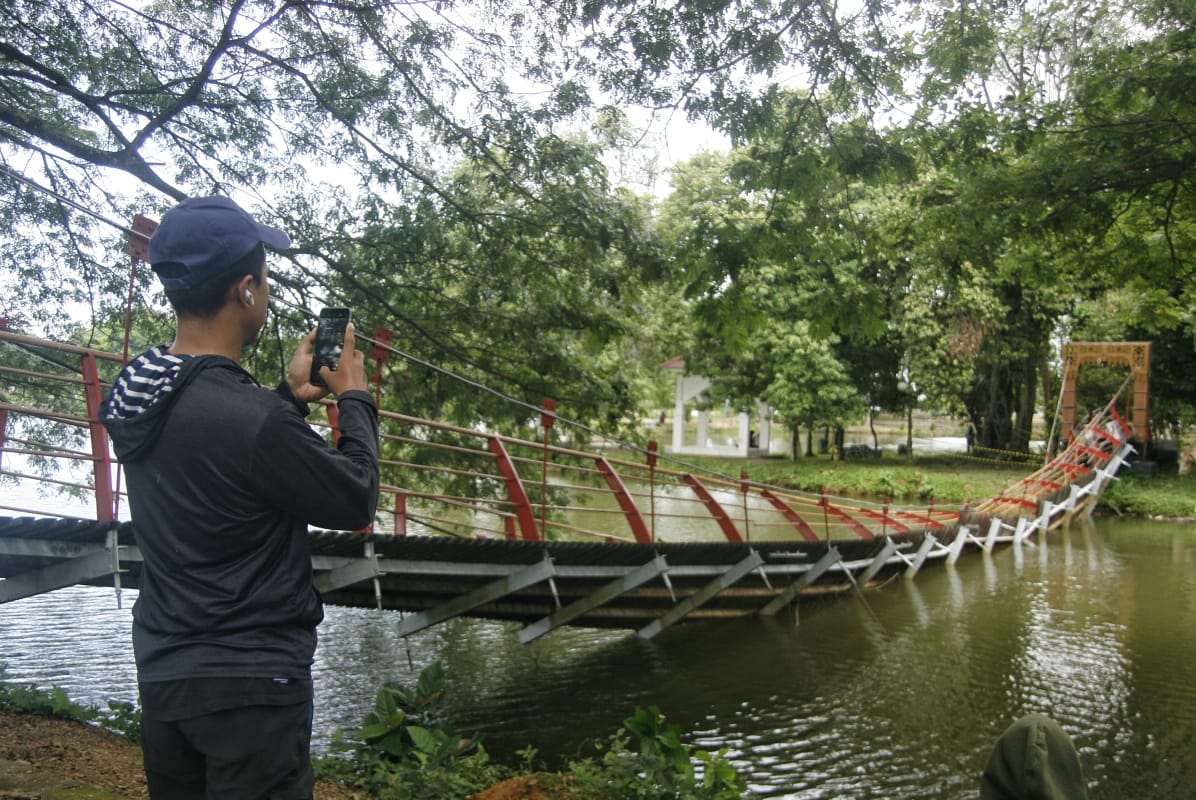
[2,515,1195,799]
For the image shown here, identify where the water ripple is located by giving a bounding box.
[2,519,1196,799]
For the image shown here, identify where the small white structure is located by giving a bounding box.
[661,358,774,457]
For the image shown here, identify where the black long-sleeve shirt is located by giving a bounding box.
[102,350,379,684]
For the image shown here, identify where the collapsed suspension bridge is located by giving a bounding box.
[0,326,1139,642]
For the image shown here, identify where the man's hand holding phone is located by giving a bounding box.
[318,320,369,396]
[287,311,370,403]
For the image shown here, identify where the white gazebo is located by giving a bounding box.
[660,358,774,457]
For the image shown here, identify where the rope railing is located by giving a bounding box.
[374,418,790,542]
[0,328,123,522]
[1,327,1133,545]
[0,329,126,364]
[366,399,973,543]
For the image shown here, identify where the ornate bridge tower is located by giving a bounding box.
[1059,341,1151,448]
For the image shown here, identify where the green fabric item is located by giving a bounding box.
[980,715,1089,800]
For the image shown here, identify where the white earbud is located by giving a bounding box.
[245,290,255,306]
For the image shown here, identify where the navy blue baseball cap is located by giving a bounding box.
[149,196,291,290]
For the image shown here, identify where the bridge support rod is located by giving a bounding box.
[759,489,820,542]
[1080,441,1134,520]
[313,546,382,594]
[636,550,763,640]
[596,458,652,543]
[397,556,557,637]
[822,502,876,539]
[1013,516,1034,544]
[759,547,841,616]
[947,526,971,564]
[488,437,540,540]
[905,533,938,578]
[81,352,116,522]
[682,474,742,542]
[984,518,1004,551]
[519,555,669,643]
[858,538,898,586]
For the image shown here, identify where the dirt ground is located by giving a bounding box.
[0,712,364,800]
[469,774,579,799]
[0,713,573,800]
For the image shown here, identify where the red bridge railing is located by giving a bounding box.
[0,328,123,522]
[2,327,1130,545]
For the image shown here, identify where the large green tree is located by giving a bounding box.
[7,0,1196,444]
[1,0,914,429]
[658,91,918,448]
[907,0,1196,442]
[656,0,1196,453]
[315,136,664,430]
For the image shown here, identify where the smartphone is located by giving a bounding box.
[310,307,352,386]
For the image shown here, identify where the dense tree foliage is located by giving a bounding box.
[662,0,1196,449]
[920,0,1196,440]
[3,0,1195,446]
[1,0,907,430]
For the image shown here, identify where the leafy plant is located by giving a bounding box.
[0,666,142,743]
[567,706,751,800]
[316,661,507,799]
[101,700,142,744]
[316,667,753,800]
[356,661,478,767]
[624,705,697,788]
[0,666,94,721]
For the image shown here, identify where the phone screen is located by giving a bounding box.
[310,307,352,386]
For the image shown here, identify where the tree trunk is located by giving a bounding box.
[1011,351,1038,452]
[905,404,913,459]
[981,363,1013,449]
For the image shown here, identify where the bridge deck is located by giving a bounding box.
[0,511,1034,640]
[0,328,1140,641]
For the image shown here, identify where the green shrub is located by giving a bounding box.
[1100,471,1196,518]
[0,664,94,721]
[0,665,141,742]
[101,700,142,744]
[314,666,755,800]
[566,706,750,800]
[315,661,508,799]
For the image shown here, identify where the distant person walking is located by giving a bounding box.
[102,196,380,799]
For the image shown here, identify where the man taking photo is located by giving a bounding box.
[102,195,380,799]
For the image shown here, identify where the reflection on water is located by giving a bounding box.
[2,517,1196,799]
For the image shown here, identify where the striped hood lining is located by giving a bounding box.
[104,346,192,421]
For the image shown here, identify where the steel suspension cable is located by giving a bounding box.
[270,293,791,494]
[5,175,936,511]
